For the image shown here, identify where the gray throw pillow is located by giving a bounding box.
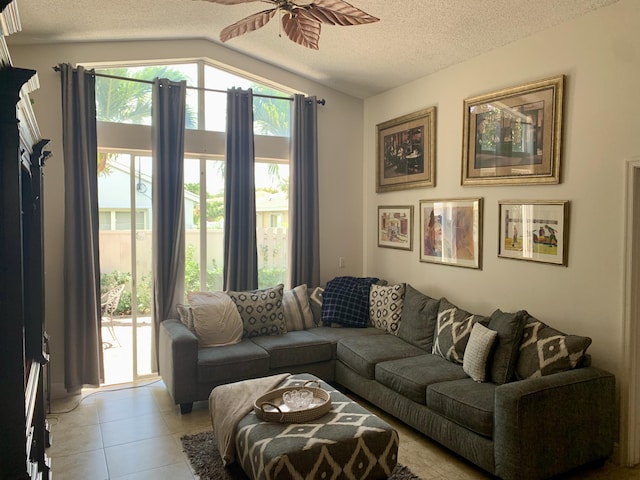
[176,304,194,331]
[226,284,287,338]
[397,284,440,351]
[487,309,526,384]
[515,312,591,379]
[432,297,488,364]
[463,323,498,382]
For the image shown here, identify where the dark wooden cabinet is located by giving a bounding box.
[0,16,51,479]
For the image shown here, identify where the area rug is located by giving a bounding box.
[181,430,422,480]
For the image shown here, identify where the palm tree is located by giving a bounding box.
[96,66,197,174]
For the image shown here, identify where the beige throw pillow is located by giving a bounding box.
[187,291,243,347]
[283,284,315,331]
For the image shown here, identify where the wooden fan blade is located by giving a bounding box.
[302,0,379,26]
[196,0,271,5]
[219,8,278,42]
[282,13,321,50]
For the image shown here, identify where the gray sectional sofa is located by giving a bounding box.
[158,279,616,480]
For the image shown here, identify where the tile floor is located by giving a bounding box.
[47,379,640,480]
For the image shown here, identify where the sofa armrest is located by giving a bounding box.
[494,367,616,480]
[159,319,199,407]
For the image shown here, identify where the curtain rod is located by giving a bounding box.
[52,66,326,105]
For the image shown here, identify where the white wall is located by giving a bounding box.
[363,0,640,384]
[11,39,365,395]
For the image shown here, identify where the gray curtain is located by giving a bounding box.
[60,63,102,392]
[289,95,320,288]
[224,87,258,291]
[152,78,186,369]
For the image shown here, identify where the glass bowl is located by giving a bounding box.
[282,389,313,411]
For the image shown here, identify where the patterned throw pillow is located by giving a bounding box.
[432,297,488,364]
[369,283,405,335]
[187,292,243,347]
[283,284,315,331]
[321,276,379,327]
[226,284,287,338]
[515,312,592,379]
[463,323,498,382]
[308,287,324,326]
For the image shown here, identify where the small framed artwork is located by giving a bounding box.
[419,198,482,269]
[462,75,564,186]
[378,205,413,251]
[376,106,436,193]
[498,200,569,266]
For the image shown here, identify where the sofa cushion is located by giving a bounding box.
[321,276,379,327]
[487,309,526,384]
[250,330,333,369]
[337,334,425,379]
[306,326,385,358]
[463,323,497,382]
[197,339,270,384]
[187,291,244,347]
[515,312,592,379]
[397,285,440,351]
[227,284,287,338]
[426,378,496,438]
[375,354,468,404]
[369,283,405,335]
[432,297,488,364]
[282,284,315,331]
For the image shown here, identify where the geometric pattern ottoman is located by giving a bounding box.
[235,373,399,480]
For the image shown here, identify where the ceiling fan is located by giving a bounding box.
[198,0,380,50]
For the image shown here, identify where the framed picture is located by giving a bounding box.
[419,198,482,269]
[376,107,436,193]
[462,75,564,186]
[378,205,413,251]
[498,200,569,265]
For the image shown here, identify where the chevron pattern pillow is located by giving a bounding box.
[369,283,405,335]
[227,284,287,338]
[515,312,591,379]
[432,297,488,364]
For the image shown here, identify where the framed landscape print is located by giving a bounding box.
[462,75,564,186]
[378,205,413,250]
[498,200,569,265]
[419,198,482,269]
[376,107,436,192]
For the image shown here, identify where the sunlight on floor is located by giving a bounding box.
[101,316,154,386]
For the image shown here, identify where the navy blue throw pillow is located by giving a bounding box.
[321,276,379,327]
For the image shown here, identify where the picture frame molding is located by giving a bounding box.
[461,75,564,186]
[376,106,436,193]
[498,199,570,266]
[377,205,414,251]
[419,197,483,269]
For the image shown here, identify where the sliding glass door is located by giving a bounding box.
[98,152,154,384]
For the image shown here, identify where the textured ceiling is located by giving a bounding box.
[8,0,619,98]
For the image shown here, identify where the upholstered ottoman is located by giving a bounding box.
[234,373,398,480]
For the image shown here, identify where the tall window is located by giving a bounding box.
[94,61,293,383]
